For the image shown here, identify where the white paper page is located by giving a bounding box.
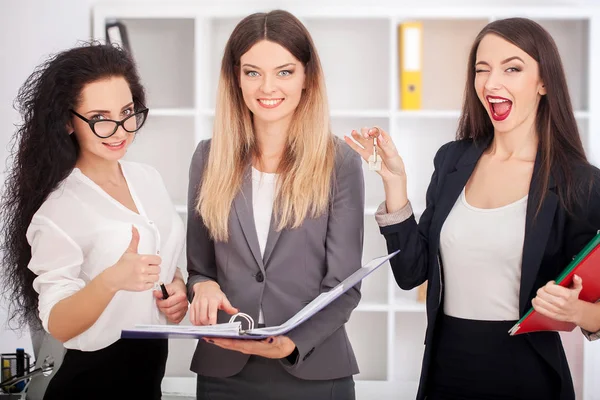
[133,322,242,334]
[247,251,399,336]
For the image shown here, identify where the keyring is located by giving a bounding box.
[229,312,254,331]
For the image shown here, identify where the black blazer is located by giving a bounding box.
[380,138,600,400]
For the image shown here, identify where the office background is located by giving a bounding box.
[1,0,600,399]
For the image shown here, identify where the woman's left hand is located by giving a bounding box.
[153,278,189,324]
[205,335,296,359]
[532,274,584,324]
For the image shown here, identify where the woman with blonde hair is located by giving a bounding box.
[186,9,365,400]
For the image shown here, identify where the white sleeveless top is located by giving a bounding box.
[439,187,528,321]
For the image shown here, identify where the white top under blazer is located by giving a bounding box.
[440,187,528,321]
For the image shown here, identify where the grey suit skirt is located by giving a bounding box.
[196,355,355,400]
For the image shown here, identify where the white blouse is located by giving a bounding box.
[252,167,277,257]
[26,161,185,351]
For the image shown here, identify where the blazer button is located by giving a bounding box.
[255,271,264,283]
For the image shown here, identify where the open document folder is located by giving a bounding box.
[121,250,400,340]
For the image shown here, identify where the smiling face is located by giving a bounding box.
[238,40,306,128]
[474,33,547,134]
[70,76,138,163]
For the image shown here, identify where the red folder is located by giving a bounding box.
[509,232,600,335]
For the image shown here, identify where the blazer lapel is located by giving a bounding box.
[519,153,558,315]
[262,214,282,267]
[432,139,490,238]
[233,166,265,272]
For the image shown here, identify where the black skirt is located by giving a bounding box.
[427,314,562,400]
[43,338,168,400]
[197,355,355,400]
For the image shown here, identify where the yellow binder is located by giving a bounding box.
[398,22,423,110]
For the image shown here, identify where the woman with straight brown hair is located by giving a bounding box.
[347,17,600,400]
[186,10,364,400]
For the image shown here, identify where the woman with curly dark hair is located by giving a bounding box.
[0,42,186,399]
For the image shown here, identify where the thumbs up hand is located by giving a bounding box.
[103,226,162,293]
[125,225,141,253]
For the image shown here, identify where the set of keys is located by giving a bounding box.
[367,127,382,171]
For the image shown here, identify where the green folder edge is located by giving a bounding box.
[509,231,600,335]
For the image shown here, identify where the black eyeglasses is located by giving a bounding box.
[70,108,149,138]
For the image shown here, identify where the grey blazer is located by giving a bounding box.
[186,137,365,380]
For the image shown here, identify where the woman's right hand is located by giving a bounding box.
[344,127,410,212]
[344,127,407,182]
[101,226,162,293]
[190,281,239,326]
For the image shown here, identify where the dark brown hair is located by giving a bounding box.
[457,17,588,214]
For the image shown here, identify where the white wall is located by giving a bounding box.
[0,0,596,168]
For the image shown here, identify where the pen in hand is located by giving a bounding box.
[159,282,170,300]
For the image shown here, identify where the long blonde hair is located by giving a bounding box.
[198,10,336,242]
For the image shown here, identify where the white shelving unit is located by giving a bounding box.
[93,3,600,399]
